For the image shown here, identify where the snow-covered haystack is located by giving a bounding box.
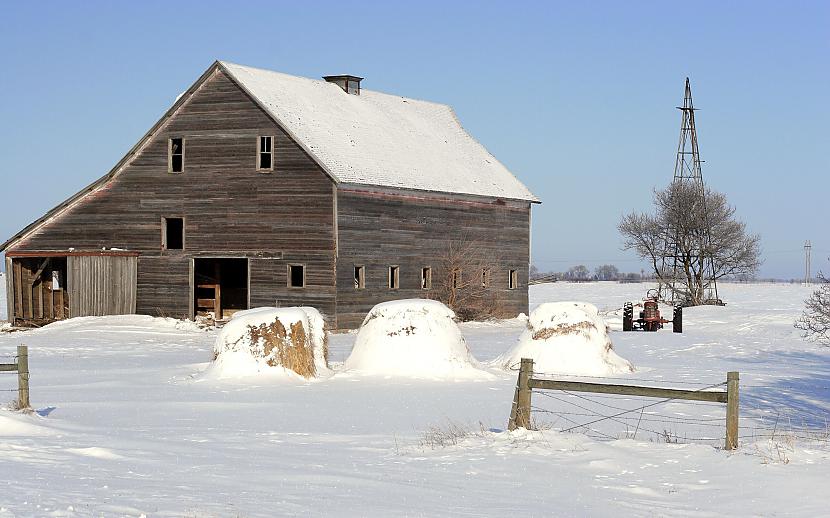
[497,302,633,376]
[209,307,329,379]
[342,299,488,379]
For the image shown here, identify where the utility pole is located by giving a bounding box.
[804,240,812,286]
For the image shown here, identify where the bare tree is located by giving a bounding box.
[430,237,499,321]
[795,275,830,345]
[619,182,761,305]
[595,264,620,281]
[565,264,590,281]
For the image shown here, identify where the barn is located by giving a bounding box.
[1,61,539,329]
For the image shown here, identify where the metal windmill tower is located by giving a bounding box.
[658,78,720,305]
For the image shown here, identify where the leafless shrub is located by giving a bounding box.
[795,275,830,345]
[429,236,501,321]
[418,420,487,449]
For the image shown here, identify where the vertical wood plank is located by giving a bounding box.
[14,260,23,320]
[17,345,29,409]
[5,257,13,322]
[509,358,534,430]
[726,371,739,450]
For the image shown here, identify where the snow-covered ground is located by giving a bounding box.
[1,282,828,516]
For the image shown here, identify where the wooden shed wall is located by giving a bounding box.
[4,258,11,322]
[8,68,337,320]
[335,189,531,329]
[68,255,137,317]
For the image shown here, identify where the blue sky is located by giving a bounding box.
[1,1,827,278]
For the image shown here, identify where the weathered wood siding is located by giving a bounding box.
[9,68,337,320]
[4,258,11,322]
[335,189,531,328]
[68,255,137,317]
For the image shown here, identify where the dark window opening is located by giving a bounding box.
[164,217,184,250]
[482,268,490,288]
[258,136,273,170]
[452,269,461,289]
[421,267,432,290]
[508,269,518,290]
[194,258,248,320]
[170,138,184,173]
[389,266,399,289]
[289,264,305,288]
[354,265,365,289]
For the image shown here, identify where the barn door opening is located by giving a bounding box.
[193,258,248,320]
[10,256,69,326]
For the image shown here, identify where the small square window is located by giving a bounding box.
[388,266,399,289]
[169,138,184,173]
[354,265,365,289]
[163,217,184,250]
[508,269,518,290]
[421,267,432,290]
[288,264,305,288]
[258,136,274,171]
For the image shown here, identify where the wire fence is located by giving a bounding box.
[0,348,23,399]
[528,375,830,447]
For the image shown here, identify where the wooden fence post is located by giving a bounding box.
[17,345,29,410]
[725,371,739,450]
[508,358,534,431]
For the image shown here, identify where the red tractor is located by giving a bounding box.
[623,289,683,333]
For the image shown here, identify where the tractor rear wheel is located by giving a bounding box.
[623,303,633,331]
[673,305,683,333]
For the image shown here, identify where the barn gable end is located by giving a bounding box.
[5,66,337,323]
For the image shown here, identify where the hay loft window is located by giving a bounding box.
[354,265,365,289]
[481,268,490,288]
[508,269,518,290]
[162,217,184,250]
[421,267,432,290]
[169,137,184,173]
[257,136,273,171]
[288,264,305,288]
[388,266,399,289]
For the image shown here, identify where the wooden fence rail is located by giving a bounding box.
[508,358,740,450]
[0,345,30,410]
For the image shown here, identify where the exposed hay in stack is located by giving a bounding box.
[210,307,330,379]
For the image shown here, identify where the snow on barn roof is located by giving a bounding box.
[220,62,539,202]
[0,61,538,252]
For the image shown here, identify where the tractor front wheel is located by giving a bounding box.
[623,303,633,331]
[673,305,683,333]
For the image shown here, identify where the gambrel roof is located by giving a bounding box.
[221,61,539,203]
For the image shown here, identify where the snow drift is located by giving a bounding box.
[497,302,633,376]
[208,307,330,379]
[342,299,488,379]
